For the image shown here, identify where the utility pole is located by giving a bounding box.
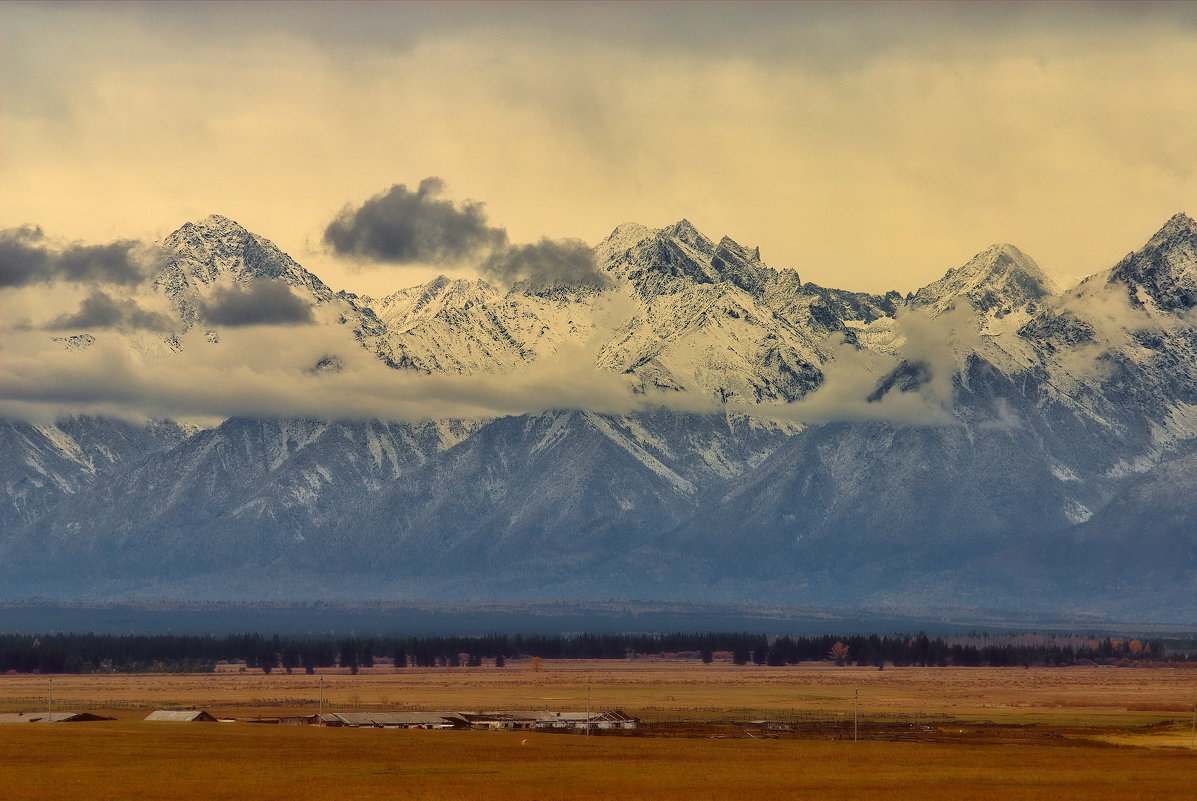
[318,676,324,720]
[853,688,858,743]
[586,683,592,740]
[47,677,52,721]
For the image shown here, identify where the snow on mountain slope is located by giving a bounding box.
[151,214,395,366]
[909,243,1058,333]
[0,417,189,534]
[373,275,603,375]
[10,417,483,580]
[1002,213,1197,443]
[9,210,1197,615]
[154,214,338,324]
[345,217,901,405]
[1106,212,1197,314]
[317,409,794,581]
[592,220,897,403]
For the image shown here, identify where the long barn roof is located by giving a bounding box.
[145,710,216,722]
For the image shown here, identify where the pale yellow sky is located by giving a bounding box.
[3,1,1196,297]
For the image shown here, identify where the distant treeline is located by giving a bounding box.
[0,631,1193,674]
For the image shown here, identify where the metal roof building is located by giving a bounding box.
[145,710,218,722]
[318,712,459,728]
[0,711,114,723]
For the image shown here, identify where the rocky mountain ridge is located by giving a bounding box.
[3,212,1197,619]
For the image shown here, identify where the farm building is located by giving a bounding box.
[279,714,320,726]
[316,712,460,729]
[440,711,527,730]
[440,710,640,731]
[0,711,114,723]
[301,709,639,731]
[228,709,639,731]
[145,710,217,722]
[530,710,639,731]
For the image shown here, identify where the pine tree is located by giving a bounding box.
[339,640,359,675]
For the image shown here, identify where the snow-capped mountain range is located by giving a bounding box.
[3,212,1197,620]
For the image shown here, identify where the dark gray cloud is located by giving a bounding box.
[327,179,609,289]
[46,291,174,333]
[43,2,1197,76]
[199,280,316,327]
[324,177,507,264]
[482,238,610,291]
[0,226,157,288]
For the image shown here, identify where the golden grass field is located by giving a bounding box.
[2,661,1195,799]
[5,660,1195,724]
[4,722,1197,801]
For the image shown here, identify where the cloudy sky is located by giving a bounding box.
[4,0,1196,297]
[3,1,1197,425]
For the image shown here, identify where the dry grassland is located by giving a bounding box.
[2,720,1195,801]
[3,662,1195,799]
[4,661,1195,726]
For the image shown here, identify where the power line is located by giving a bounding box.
[853,687,859,743]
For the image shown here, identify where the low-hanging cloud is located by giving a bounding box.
[324,178,506,265]
[45,291,174,333]
[0,226,158,288]
[198,280,316,326]
[740,305,985,427]
[0,313,657,425]
[0,263,1014,429]
[483,238,610,291]
[326,179,611,289]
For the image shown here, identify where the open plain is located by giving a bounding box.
[2,661,1195,799]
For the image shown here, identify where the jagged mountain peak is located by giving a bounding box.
[957,242,1043,279]
[163,214,256,251]
[597,218,778,300]
[606,221,654,241]
[162,214,337,286]
[910,242,1056,321]
[594,222,656,272]
[422,274,454,294]
[192,213,246,231]
[661,218,715,255]
[1105,211,1197,313]
[714,235,761,262]
[710,235,771,295]
[1149,211,1197,243]
[162,214,284,274]
[154,214,337,329]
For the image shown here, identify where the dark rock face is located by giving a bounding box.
[1108,213,1197,313]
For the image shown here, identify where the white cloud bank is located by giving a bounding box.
[0,296,989,428]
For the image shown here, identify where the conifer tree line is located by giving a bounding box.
[0,631,1191,674]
